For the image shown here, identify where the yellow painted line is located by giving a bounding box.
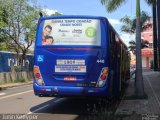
[0,90,33,100]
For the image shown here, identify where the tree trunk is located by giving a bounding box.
[135,0,144,96]
[152,4,158,71]
[157,0,160,70]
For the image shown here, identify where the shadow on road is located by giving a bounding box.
[30,98,101,114]
[30,97,106,120]
[30,97,120,120]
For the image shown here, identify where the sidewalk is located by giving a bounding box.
[0,81,33,90]
[116,70,160,120]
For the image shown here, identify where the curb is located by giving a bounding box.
[0,81,33,91]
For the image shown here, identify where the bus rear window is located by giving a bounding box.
[41,19,101,46]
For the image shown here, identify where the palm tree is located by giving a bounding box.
[120,11,150,54]
[120,11,151,34]
[128,40,149,54]
[100,0,156,96]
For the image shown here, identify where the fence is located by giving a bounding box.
[0,51,34,84]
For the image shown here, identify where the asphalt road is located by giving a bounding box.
[0,85,107,120]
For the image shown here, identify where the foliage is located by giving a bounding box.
[0,6,8,43]
[0,0,39,71]
[0,43,8,51]
[128,40,149,54]
[120,11,151,34]
[15,77,26,83]
[120,11,151,54]
[100,0,156,13]
[41,10,62,16]
[51,12,62,16]
[0,0,39,49]
[100,0,127,13]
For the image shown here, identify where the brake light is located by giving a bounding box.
[96,67,109,87]
[34,66,45,86]
[100,75,106,80]
[35,73,41,79]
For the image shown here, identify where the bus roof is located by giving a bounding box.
[39,15,107,20]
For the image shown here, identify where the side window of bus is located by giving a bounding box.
[112,31,116,58]
[109,29,116,69]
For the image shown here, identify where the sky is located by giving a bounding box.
[36,0,152,46]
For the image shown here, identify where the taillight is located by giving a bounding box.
[34,67,39,73]
[35,73,41,79]
[37,79,45,86]
[96,67,108,87]
[102,69,108,74]
[100,75,106,80]
[34,66,45,86]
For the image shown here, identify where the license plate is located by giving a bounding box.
[64,76,76,81]
[57,59,85,65]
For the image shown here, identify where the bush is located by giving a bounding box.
[15,77,25,83]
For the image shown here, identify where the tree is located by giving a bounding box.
[0,0,39,63]
[128,40,149,54]
[0,6,8,43]
[120,11,151,54]
[120,11,151,34]
[0,0,40,79]
[51,12,62,16]
[100,0,156,96]
[0,3,8,44]
[41,10,62,16]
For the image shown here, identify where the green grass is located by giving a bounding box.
[0,80,5,85]
[14,78,26,83]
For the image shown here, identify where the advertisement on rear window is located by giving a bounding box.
[41,19,101,46]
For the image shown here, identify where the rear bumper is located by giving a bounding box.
[33,82,109,97]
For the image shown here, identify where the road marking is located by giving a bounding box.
[27,104,49,114]
[0,93,6,96]
[0,90,33,100]
[145,76,160,108]
[53,98,64,103]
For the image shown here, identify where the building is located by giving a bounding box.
[130,20,153,69]
[141,20,153,69]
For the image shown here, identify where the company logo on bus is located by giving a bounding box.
[58,29,70,33]
[72,29,82,34]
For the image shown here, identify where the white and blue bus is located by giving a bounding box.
[33,15,130,98]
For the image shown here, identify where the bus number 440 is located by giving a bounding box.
[97,59,105,63]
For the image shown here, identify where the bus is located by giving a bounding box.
[33,15,130,98]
